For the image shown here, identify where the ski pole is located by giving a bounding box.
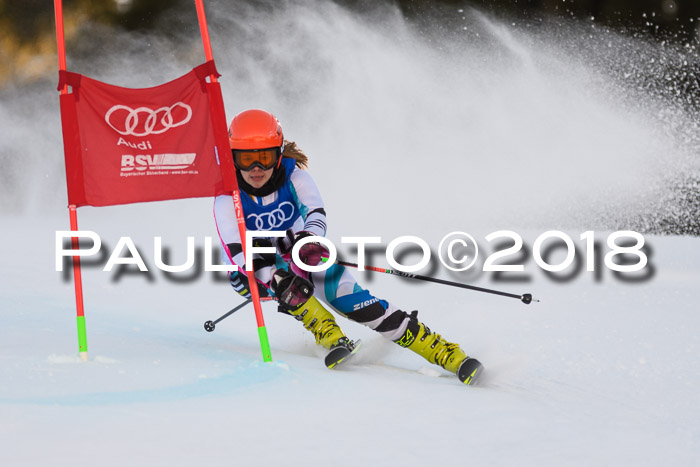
[329,259,538,305]
[204,299,252,332]
[203,297,276,332]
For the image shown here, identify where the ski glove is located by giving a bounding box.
[229,271,270,299]
[275,230,330,279]
[293,231,329,266]
[270,269,314,310]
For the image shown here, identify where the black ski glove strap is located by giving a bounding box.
[270,269,314,310]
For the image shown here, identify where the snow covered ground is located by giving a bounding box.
[1,211,699,466]
[2,1,699,465]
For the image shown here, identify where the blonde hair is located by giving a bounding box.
[282,140,308,169]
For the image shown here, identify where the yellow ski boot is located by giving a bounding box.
[395,312,483,384]
[288,296,348,350]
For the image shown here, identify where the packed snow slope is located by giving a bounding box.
[1,213,699,466]
[1,0,699,465]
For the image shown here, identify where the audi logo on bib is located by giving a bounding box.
[247,202,296,229]
[105,102,193,136]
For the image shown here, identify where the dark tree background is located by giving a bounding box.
[1,0,698,86]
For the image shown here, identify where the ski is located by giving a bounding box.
[325,338,362,369]
[457,357,484,385]
[323,340,483,386]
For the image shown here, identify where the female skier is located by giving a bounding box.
[214,109,482,384]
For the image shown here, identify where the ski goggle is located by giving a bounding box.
[232,148,281,171]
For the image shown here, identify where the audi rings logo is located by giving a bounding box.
[247,202,296,229]
[105,102,192,137]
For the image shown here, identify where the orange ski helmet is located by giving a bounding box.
[228,109,284,151]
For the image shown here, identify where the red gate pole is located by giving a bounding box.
[195,1,216,71]
[54,0,88,361]
[194,0,272,362]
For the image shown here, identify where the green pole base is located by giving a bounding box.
[76,315,88,354]
[257,326,272,362]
